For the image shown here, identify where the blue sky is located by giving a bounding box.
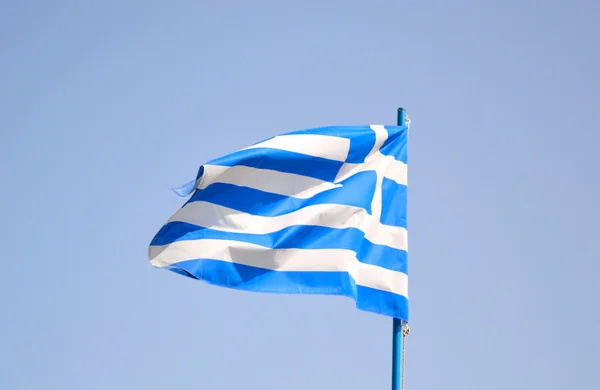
[2,1,599,389]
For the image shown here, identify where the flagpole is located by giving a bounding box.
[391,108,409,390]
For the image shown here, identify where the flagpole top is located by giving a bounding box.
[397,107,410,128]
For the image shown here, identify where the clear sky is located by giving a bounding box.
[2,1,599,389]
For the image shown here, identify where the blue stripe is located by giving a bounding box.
[164,259,409,321]
[151,222,408,273]
[206,147,344,182]
[282,125,376,163]
[380,178,408,227]
[189,170,394,222]
[177,125,407,198]
[380,125,408,163]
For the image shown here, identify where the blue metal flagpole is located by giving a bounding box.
[391,108,408,390]
[391,317,403,390]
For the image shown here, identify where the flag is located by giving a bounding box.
[149,124,409,320]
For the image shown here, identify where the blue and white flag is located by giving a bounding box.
[149,124,409,320]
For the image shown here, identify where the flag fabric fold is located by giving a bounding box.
[149,124,409,320]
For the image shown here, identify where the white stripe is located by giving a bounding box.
[168,201,408,251]
[195,151,405,203]
[335,126,407,185]
[336,156,407,185]
[369,125,389,150]
[368,126,389,221]
[244,134,350,162]
[197,165,341,199]
[382,155,408,184]
[149,239,408,297]
[368,125,408,186]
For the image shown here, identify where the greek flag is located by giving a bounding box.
[149,124,409,320]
